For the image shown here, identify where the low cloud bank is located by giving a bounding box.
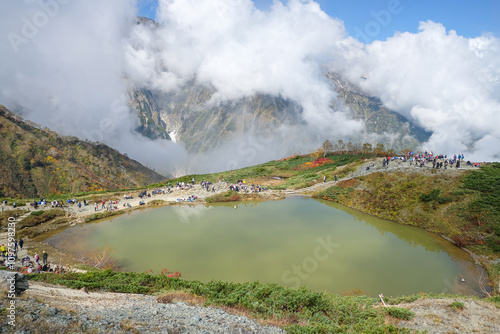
[0,0,498,177]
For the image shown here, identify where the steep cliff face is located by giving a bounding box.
[131,73,429,153]
[147,80,303,153]
[327,72,431,149]
[0,105,165,198]
[130,89,171,141]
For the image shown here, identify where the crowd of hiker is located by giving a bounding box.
[3,151,484,215]
[381,151,482,169]
[228,180,268,193]
[0,239,65,274]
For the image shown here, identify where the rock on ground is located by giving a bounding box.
[0,270,29,295]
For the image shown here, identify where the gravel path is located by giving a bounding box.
[0,181,284,224]
[294,158,477,195]
[395,298,500,334]
[1,281,286,333]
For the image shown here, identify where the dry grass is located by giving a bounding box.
[217,304,309,329]
[246,176,288,187]
[120,319,142,333]
[13,316,98,334]
[337,178,358,189]
[157,290,207,306]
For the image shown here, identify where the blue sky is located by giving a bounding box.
[137,0,499,43]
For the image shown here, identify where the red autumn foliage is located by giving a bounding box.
[294,158,333,170]
[160,268,182,277]
[279,155,297,161]
[311,158,333,167]
[167,272,182,278]
[451,235,469,247]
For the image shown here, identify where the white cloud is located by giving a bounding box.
[342,21,500,160]
[1,0,499,175]
[0,0,182,173]
[127,0,363,136]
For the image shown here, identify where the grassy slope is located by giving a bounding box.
[153,153,368,190]
[0,105,165,198]
[315,164,500,292]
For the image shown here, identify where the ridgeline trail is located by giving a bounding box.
[294,158,475,196]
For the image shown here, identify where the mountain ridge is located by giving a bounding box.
[131,71,430,154]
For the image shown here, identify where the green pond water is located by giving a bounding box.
[45,197,486,297]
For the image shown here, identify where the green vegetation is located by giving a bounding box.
[315,168,500,255]
[30,210,45,216]
[84,210,124,223]
[0,209,26,228]
[29,270,413,333]
[315,164,500,294]
[461,164,500,253]
[19,209,66,228]
[449,301,465,310]
[206,191,240,203]
[385,307,415,320]
[153,154,368,194]
[420,189,453,204]
[485,295,500,308]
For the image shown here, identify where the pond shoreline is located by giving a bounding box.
[32,196,487,297]
[1,161,498,294]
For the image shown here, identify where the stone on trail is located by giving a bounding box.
[0,270,29,295]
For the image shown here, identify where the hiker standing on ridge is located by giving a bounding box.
[43,250,48,265]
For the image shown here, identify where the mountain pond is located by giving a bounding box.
[45,196,487,297]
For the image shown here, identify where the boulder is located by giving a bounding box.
[0,270,29,295]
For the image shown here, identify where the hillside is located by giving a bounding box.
[0,105,165,198]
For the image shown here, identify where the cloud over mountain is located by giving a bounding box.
[126,0,363,136]
[0,0,499,173]
[342,21,500,160]
[0,0,184,172]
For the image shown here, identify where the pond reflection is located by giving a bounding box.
[45,196,486,297]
